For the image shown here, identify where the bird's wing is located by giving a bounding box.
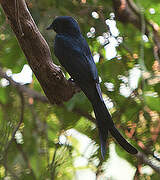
[54,35,99,84]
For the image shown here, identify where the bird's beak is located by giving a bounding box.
[46,24,53,30]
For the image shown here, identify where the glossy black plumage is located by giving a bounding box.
[47,16,138,158]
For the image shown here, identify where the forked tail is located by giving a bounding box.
[92,98,137,159]
[81,83,137,158]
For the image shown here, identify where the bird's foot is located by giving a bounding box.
[68,78,81,93]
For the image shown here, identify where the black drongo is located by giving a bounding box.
[47,16,138,158]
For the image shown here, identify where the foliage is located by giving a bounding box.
[0,0,160,179]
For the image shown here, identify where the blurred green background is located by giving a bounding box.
[0,0,160,179]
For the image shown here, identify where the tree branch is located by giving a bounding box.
[135,152,160,174]
[1,0,160,174]
[0,66,49,103]
[113,0,160,60]
[112,0,148,34]
[0,0,77,104]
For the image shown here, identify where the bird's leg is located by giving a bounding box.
[68,78,81,93]
[68,77,74,83]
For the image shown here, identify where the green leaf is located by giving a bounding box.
[144,95,160,112]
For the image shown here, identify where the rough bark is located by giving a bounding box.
[0,0,77,104]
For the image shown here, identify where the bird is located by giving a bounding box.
[47,16,138,159]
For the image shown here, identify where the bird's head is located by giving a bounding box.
[46,16,81,35]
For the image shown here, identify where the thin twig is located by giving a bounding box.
[44,121,50,166]
[1,93,24,179]
[3,161,20,180]
[153,45,160,64]
[15,140,36,179]
[3,93,24,158]
[126,0,160,61]
[139,7,147,72]
[133,164,141,180]
[50,145,58,180]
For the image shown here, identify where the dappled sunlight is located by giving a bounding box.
[0,64,32,87]
[0,0,160,179]
[89,12,123,60]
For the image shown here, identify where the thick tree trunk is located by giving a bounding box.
[0,0,76,104]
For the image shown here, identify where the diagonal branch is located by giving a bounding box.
[113,0,160,61]
[0,0,77,104]
[1,0,160,174]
